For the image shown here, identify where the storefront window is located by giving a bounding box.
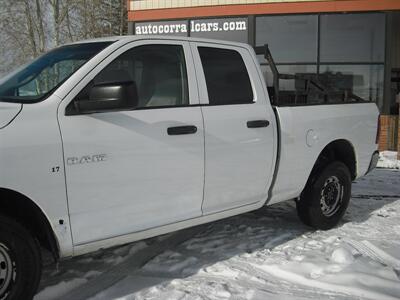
[256,13,385,106]
[260,65,317,91]
[320,65,384,104]
[320,13,385,63]
[256,15,318,63]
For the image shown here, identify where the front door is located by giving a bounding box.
[58,41,204,245]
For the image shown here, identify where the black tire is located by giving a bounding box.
[0,215,42,300]
[296,161,352,230]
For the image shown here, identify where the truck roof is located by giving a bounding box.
[67,35,253,50]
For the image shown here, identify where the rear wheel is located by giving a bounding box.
[0,215,41,300]
[296,161,352,230]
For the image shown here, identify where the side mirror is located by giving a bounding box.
[68,80,139,115]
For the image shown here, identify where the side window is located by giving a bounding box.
[82,44,189,110]
[198,47,254,105]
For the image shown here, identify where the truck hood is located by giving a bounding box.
[0,102,22,129]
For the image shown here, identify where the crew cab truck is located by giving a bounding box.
[0,36,379,299]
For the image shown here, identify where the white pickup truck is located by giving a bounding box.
[0,36,379,299]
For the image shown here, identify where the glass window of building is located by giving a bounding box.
[260,65,318,92]
[320,13,386,107]
[256,15,318,63]
[320,13,385,63]
[256,12,385,106]
[319,65,384,104]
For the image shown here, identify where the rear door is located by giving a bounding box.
[58,40,205,245]
[191,42,276,214]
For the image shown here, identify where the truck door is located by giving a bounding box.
[191,43,276,214]
[58,41,204,245]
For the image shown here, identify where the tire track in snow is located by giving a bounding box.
[56,226,205,300]
[253,262,400,300]
[344,239,400,281]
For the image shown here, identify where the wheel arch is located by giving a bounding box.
[0,188,59,260]
[309,139,357,185]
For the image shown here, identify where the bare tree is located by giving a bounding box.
[48,0,65,46]
[35,0,47,52]
[0,0,128,76]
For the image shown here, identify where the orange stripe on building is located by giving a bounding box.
[128,0,400,21]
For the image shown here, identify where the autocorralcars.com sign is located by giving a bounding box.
[135,18,248,42]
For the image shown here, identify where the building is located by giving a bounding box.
[127,0,400,152]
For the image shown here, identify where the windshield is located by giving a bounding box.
[0,42,112,103]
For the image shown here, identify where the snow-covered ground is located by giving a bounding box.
[35,167,400,300]
[378,151,400,169]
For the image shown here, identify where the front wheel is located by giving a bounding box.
[0,215,42,300]
[296,161,352,230]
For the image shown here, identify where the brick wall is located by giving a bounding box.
[129,0,327,11]
[378,115,399,152]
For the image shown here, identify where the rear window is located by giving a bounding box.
[198,47,253,105]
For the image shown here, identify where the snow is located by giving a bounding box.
[378,151,400,169]
[330,247,355,264]
[35,278,88,300]
[35,168,400,300]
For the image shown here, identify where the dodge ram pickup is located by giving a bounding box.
[0,36,379,299]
